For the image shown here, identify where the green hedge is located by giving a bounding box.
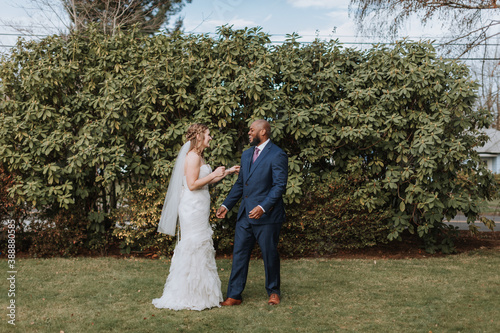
[281,172,391,257]
[0,26,496,255]
[0,166,30,255]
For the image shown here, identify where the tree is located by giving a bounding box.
[2,0,191,36]
[349,0,500,56]
[61,0,191,34]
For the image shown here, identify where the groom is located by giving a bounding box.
[216,119,288,306]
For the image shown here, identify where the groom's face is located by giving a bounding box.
[248,123,262,146]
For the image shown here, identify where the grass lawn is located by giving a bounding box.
[1,250,499,332]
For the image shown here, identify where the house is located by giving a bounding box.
[477,128,500,174]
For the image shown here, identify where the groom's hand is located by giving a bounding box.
[216,206,227,219]
[248,206,264,219]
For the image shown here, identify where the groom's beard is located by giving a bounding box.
[250,135,261,146]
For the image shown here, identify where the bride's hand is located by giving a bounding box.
[228,165,240,175]
[214,166,226,178]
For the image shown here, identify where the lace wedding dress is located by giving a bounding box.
[152,164,223,311]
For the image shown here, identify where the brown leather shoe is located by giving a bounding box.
[220,298,242,306]
[268,293,280,305]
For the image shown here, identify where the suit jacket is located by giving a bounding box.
[223,141,288,224]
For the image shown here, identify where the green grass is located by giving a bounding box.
[1,250,500,332]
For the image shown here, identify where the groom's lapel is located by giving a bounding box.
[248,142,272,180]
[244,149,253,183]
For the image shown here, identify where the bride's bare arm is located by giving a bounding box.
[185,152,225,191]
[209,165,240,184]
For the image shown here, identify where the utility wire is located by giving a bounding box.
[1,30,499,41]
[1,32,499,47]
[0,32,499,60]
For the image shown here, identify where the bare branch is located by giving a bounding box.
[445,20,500,57]
[349,0,500,55]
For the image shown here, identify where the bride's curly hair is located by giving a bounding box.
[186,123,209,155]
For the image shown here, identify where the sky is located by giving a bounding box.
[176,0,361,41]
[0,0,446,53]
[174,0,443,42]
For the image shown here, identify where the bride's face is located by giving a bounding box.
[201,129,212,149]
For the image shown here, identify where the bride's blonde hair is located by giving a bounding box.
[186,123,208,155]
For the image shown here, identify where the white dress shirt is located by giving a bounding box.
[254,139,270,159]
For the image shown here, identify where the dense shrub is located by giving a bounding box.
[0,166,30,254]
[112,180,175,256]
[0,166,16,220]
[0,26,496,255]
[336,42,497,253]
[27,209,88,257]
[281,172,391,257]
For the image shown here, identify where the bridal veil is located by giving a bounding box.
[157,141,191,235]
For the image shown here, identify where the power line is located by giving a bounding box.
[0,32,498,61]
[453,58,500,61]
[1,30,499,41]
[1,29,500,38]
[0,24,60,29]
[268,40,500,47]
[0,33,49,37]
[1,33,499,48]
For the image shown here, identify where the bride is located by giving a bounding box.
[153,123,239,311]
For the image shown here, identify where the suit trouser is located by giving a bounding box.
[227,216,282,300]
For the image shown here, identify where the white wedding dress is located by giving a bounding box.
[152,164,223,311]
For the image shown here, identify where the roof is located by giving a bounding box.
[477,128,500,154]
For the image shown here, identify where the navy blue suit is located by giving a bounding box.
[222,141,288,300]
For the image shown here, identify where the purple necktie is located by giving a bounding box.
[252,147,260,163]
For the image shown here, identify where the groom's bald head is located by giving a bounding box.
[252,119,271,138]
[249,119,271,146]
